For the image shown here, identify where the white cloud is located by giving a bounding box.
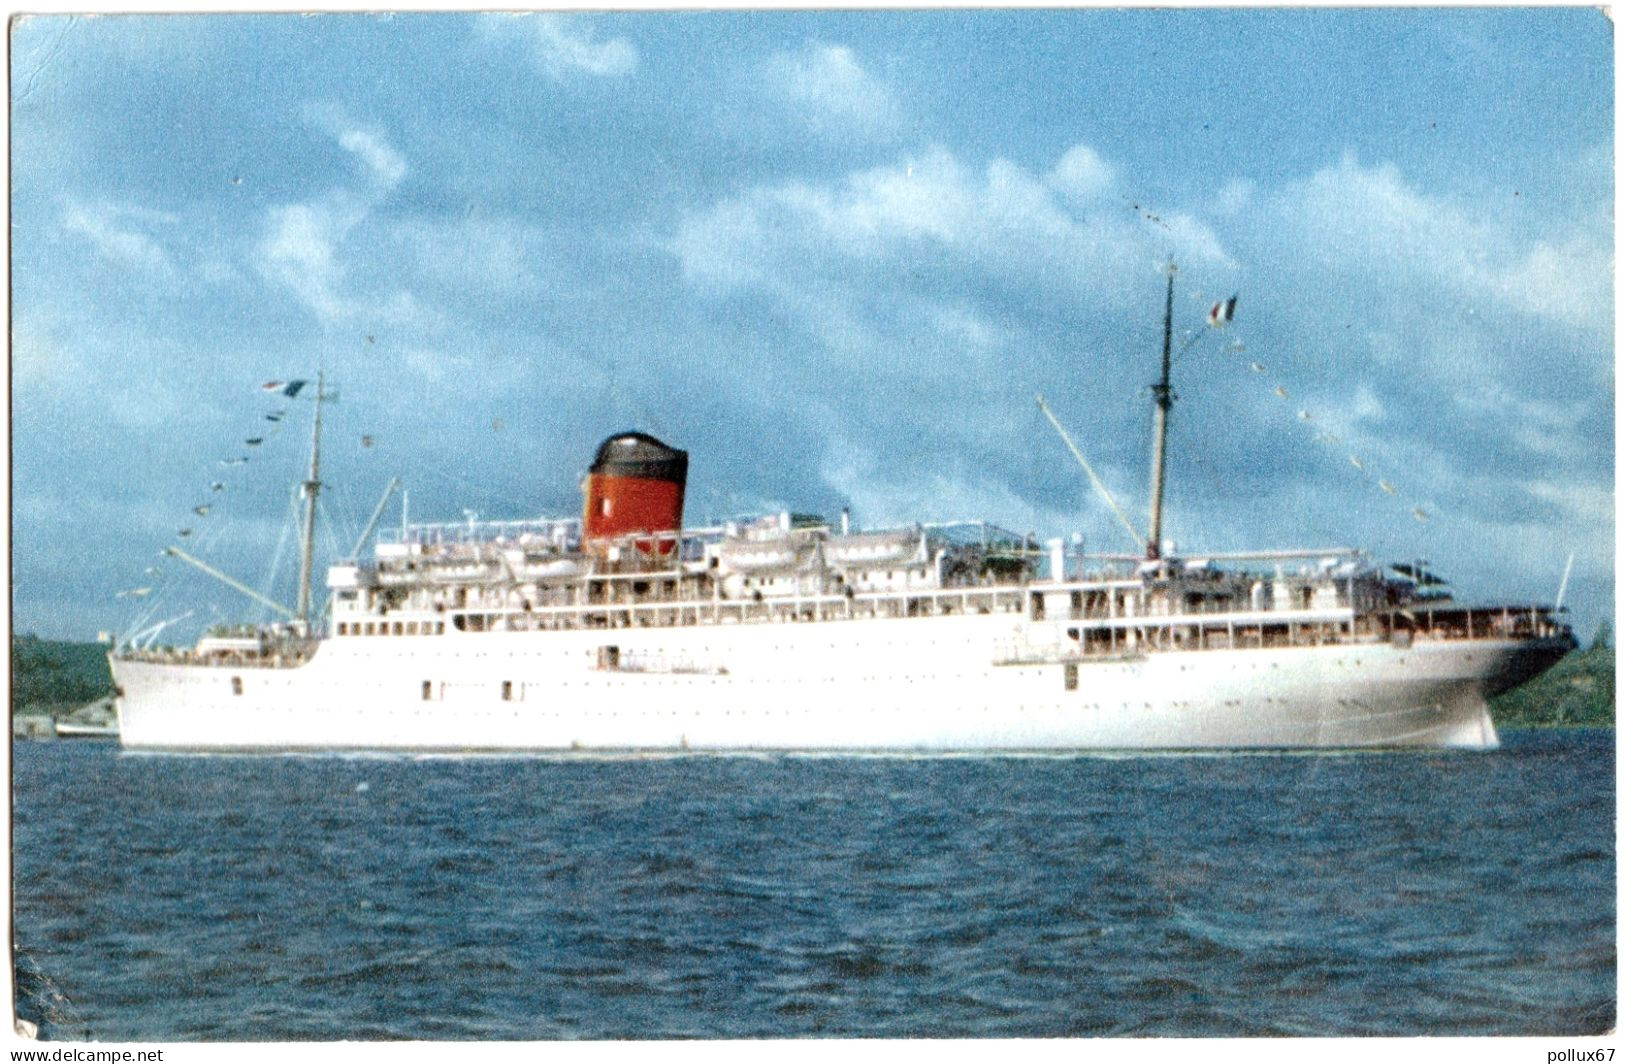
[1215,177,1254,215]
[61,199,176,276]
[1451,381,1603,460]
[1497,233,1612,329]
[12,314,84,394]
[57,197,251,294]
[1269,156,1611,339]
[338,128,407,190]
[1349,384,1386,423]
[674,144,1232,301]
[824,150,977,246]
[1525,480,1615,528]
[254,120,420,326]
[257,201,352,322]
[763,43,901,139]
[1049,145,1116,205]
[925,302,1003,352]
[398,345,462,385]
[387,216,551,298]
[103,379,193,431]
[303,105,410,190]
[821,437,1069,533]
[477,14,637,80]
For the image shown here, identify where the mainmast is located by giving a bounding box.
[295,370,325,630]
[1145,263,1175,561]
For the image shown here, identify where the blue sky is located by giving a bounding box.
[11,10,1614,642]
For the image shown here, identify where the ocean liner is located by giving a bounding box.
[110,274,1574,753]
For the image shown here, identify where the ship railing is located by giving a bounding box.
[416,600,1571,650]
[1377,604,1570,643]
[115,642,318,668]
[920,521,1043,552]
[996,597,1574,660]
[416,579,1312,632]
[428,584,1034,632]
[422,587,1357,638]
[999,610,1366,661]
[388,517,583,550]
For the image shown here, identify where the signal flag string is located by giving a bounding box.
[1203,300,1437,527]
[122,377,310,604]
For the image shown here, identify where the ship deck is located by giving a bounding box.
[114,576,1566,671]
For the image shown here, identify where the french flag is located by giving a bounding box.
[1207,295,1238,327]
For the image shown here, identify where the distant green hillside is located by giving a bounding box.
[11,637,113,714]
[1490,630,1614,728]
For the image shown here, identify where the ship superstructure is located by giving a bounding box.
[109,275,1576,753]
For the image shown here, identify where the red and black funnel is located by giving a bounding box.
[582,431,688,542]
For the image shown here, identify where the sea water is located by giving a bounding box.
[11,730,1614,1039]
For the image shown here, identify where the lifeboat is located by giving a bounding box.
[719,538,803,572]
[825,531,921,567]
[525,558,585,580]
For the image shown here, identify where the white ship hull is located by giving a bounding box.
[112,613,1567,753]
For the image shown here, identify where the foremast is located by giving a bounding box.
[295,370,325,631]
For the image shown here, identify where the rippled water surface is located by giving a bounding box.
[12,730,1614,1039]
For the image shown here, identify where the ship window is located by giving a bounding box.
[600,498,612,517]
[435,622,445,634]
[407,621,418,635]
[231,676,243,696]
[393,622,404,636]
[1064,663,1079,691]
[364,622,376,636]
[501,681,513,701]
[421,680,432,701]
[338,623,349,636]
